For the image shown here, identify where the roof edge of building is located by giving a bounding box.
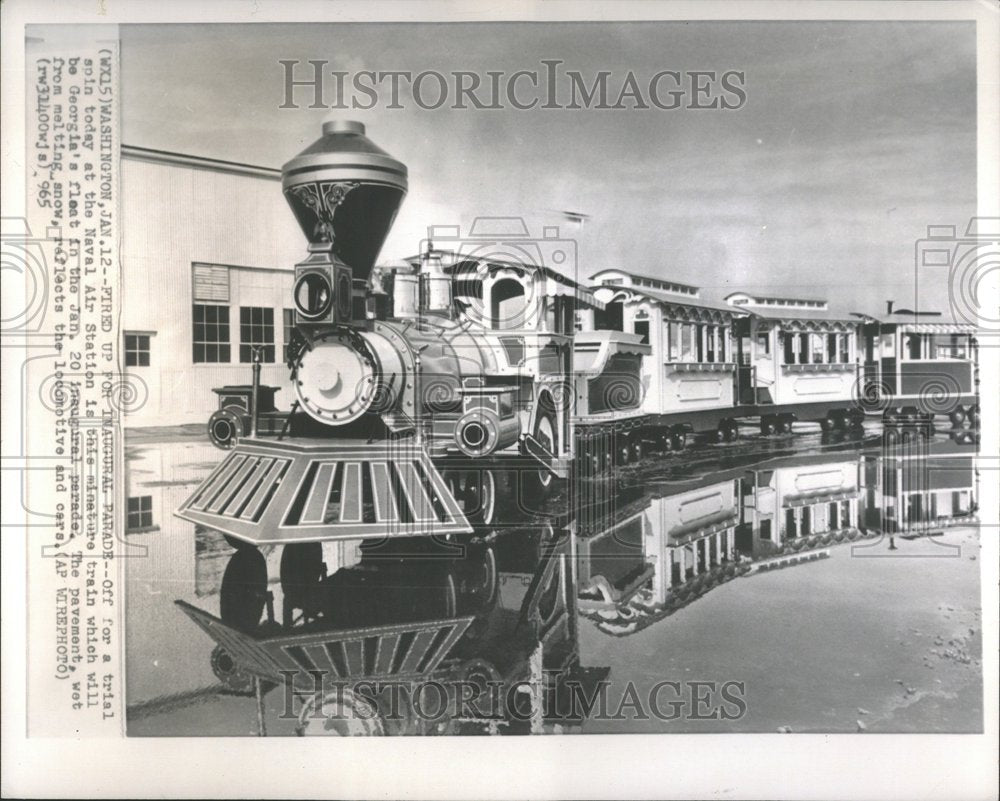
[121,145,281,181]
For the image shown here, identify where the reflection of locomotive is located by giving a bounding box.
[177,470,603,736]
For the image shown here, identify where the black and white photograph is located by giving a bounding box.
[1,2,997,799]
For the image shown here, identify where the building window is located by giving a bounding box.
[239,306,275,363]
[124,333,151,367]
[904,333,923,360]
[798,333,811,364]
[127,495,153,531]
[594,300,624,332]
[811,334,826,364]
[756,331,771,356]
[192,304,231,363]
[668,322,681,360]
[634,320,649,345]
[800,506,812,535]
[933,334,967,359]
[680,323,696,362]
[781,332,792,364]
[785,508,798,538]
[283,308,296,362]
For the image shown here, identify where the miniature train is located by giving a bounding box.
[204,120,979,482]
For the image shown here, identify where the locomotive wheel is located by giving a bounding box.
[834,412,849,431]
[658,432,672,452]
[760,417,776,436]
[820,415,836,432]
[716,424,728,443]
[616,435,631,466]
[280,542,325,625]
[210,645,254,694]
[850,411,866,430]
[718,420,739,441]
[532,406,558,491]
[466,469,497,525]
[219,547,268,633]
[630,436,644,462]
[949,406,966,427]
[779,418,794,434]
[536,559,562,628]
[297,688,385,736]
[599,448,613,474]
[457,657,502,691]
[670,432,686,451]
[471,546,499,607]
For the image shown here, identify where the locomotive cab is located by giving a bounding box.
[374,248,606,476]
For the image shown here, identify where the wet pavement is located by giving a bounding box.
[124,423,982,736]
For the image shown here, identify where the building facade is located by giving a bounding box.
[121,146,302,427]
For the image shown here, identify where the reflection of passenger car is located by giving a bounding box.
[572,445,966,637]
[863,436,978,538]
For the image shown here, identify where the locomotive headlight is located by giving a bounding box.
[294,272,333,319]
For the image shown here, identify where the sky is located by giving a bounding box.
[119,21,977,318]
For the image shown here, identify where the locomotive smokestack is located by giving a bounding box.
[281,119,408,284]
[886,299,894,315]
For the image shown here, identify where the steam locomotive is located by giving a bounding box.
[208,119,581,489]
